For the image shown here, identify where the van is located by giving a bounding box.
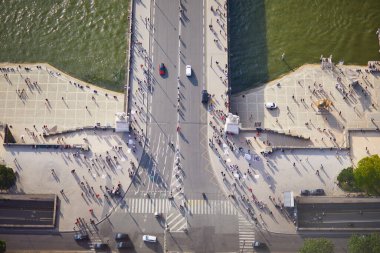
[142,235,157,243]
[186,65,192,77]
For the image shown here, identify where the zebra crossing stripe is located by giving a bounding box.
[132,198,136,213]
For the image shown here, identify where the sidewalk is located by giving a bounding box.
[128,0,152,142]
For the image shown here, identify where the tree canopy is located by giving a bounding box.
[354,155,380,195]
[348,233,380,253]
[0,164,16,191]
[299,238,334,253]
[0,239,5,253]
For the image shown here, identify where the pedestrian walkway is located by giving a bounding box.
[124,197,170,214]
[238,214,256,253]
[187,199,237,215]
[166,210,187,233]
[120,197,237,216]
[0,63,124,141]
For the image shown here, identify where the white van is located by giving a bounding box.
[142,235,157,243]
[186,65,192,77]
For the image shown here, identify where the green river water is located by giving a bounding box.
[0,0,129,91]
[229,0,380,93]
[0,1,379,94]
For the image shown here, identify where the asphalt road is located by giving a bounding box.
[106,0,238,252]
[254,230,355,253]
[297,200,380,229]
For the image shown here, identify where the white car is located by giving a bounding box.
[142,235,157,243]
[265,102,277,109]
[186,65,192,77]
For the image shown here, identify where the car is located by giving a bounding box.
[301,189,310,196]
[74,233,89,241]
[186,65,192,77]
[310,188,325,196]
[93,243,107,250]
[265,102,277,109]
[116,241,133,249]
[201,90,209,104]
[159,63,166,76]
[154,212,161,217]
[142,235,157,243]
[115,233,128,240]
[253,241,266,248]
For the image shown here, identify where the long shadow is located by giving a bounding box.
[229,0,268,94]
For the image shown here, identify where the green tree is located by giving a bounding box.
[348,233,380,253]
[354,155,380,195]
[299,238,334,253]
[0,239,5,253]
[0,164,16,191]
[337,167,359,192]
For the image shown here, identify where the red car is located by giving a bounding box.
[159,63,166,76]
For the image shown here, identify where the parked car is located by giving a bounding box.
[115,233,128,240]
[74,233,89,241]
[116,241,133,249]
[186,65,192,77]
[310,188,325,196]
[301,189,325,196]
[265,102,277,109]
[159,63,166,76]
[142,235,157,243]
[201,90,209,104]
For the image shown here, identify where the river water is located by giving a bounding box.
[0,0,129,91]
[229,0,380,94]
[1,1,379,93]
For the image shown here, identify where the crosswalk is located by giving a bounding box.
[119,198,238,215]
[187,199,237,215]
[166,210,188,232]
[238,214,256,253]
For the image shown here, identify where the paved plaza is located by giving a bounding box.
[0,63,146,232]
[0,63,124,142]
[231,65,380,148]
[0,129,142,231]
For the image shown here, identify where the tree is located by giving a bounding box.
[337,167,359,192]
[354,155,380,195]
[348,233,380,253]
[0,239,5,253]
[0,164,16,191]
[299,238,334,253]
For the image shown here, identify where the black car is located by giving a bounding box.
[115,233,128,240]
[116,241,133,249]
[310,189,325,196]
[201,90,209,104]
[301,190,310,196]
